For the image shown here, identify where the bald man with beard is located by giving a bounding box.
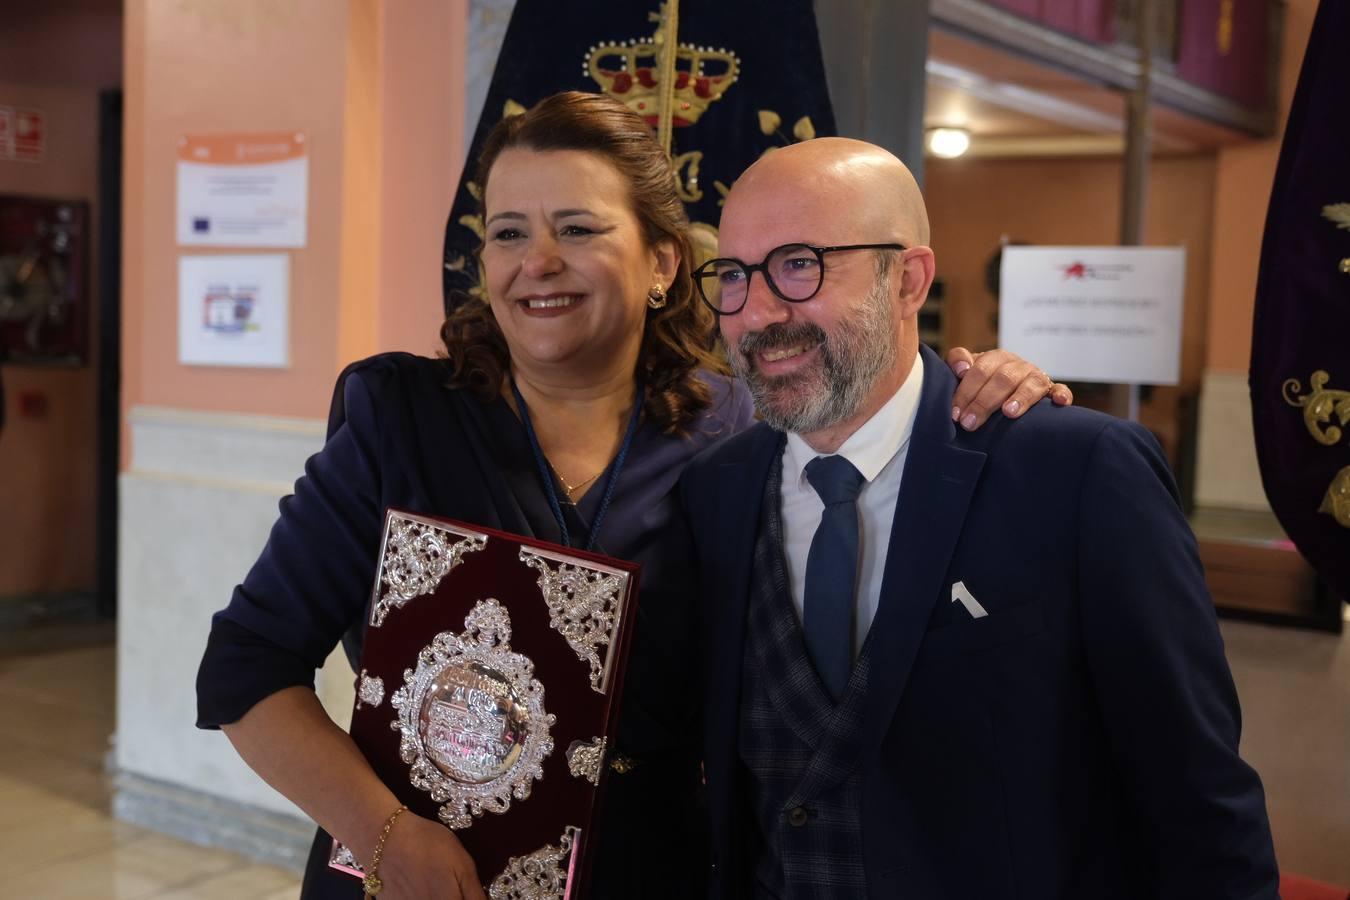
[680,139,1278,900]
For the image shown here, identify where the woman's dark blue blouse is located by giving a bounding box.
[195,352,755,898]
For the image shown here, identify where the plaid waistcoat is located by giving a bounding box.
[739,458,872,899]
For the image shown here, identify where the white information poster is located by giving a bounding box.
[178,254,290,368]
[998,246,1186,385]
[176,132,308,247]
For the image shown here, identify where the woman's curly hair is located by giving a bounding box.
[440,91,725,434]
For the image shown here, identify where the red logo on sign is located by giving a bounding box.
[1061,262,1088,280]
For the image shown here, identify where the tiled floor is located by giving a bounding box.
[0,621,302,900]
[1,613,1347,895]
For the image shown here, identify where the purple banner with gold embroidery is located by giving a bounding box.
[1176,0,1270,109]
[984,0,1116,44]
[441,0,836,312]
[1251,0,1350,603]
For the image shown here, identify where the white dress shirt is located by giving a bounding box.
[780,353,924,657]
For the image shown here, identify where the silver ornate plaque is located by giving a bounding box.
[391,599,556,829]
[371,512,488,627]
[519,547,630,693]
[488,827,580,900]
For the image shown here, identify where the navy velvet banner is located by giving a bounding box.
[441,0,836,313]
[1251,0,1350,602]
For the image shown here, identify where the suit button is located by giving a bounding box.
[787,805,809,827]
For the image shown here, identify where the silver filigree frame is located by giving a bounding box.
[518,547,630,694]
[356,669,385,710]
[370,511,488,627]
[565,737,607,786]
[328,839,364,877]
[488,826,581,900]
[390,599,556,829]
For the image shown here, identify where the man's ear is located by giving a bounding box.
[896,246,936,319]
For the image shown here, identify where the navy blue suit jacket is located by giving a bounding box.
[680,346,1279,899]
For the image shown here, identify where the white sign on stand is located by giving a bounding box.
[178,254,290,368]
[998,246,1186,386]
[176,132,308,247]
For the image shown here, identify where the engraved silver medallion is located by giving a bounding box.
[391,599,555,828]
[420,661,529,784]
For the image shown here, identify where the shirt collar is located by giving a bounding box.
[784,351,925,487]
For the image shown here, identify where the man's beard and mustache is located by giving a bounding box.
[725,276,898,434]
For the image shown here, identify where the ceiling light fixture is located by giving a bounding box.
[927,127,972,159]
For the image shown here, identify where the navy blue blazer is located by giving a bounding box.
[197,352,756,898]
[680,345,1279,899]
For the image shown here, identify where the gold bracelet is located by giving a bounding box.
[362,804,407,899]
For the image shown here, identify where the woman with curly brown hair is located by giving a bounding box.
[196,91,1068,899]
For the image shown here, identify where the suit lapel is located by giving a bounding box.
[859,346,986,752]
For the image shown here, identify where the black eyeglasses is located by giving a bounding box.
[692,242,907,315]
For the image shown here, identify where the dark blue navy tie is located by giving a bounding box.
[803,455,866,700]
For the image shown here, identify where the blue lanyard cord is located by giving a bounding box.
[510,377,645,552]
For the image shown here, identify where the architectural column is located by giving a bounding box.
[815,0,931,183]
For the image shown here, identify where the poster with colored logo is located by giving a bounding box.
[998,246,1186,385]
[176,132,308,248]
[178,254,289,368]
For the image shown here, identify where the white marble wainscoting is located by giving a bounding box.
[116,406,356,871]
[1195,369,1273,512]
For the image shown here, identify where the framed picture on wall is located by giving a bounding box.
[0,194,91,365]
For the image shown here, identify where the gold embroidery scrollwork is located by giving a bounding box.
[1283,370,1350,446]
[1321,467,1350,527]
[1283,372,1350,528]
[1320,204,1350,275]
[671,151,703,202]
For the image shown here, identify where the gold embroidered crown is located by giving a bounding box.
[585,40,740,127]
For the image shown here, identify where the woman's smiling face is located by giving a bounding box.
[480,147,677,382]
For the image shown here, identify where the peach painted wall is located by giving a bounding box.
[0,2,122,597]
[1204,0,1318,374]
[122,0,466,432]
[123,1,349,422]
[927,153,1217,460]
[376,1,463,358]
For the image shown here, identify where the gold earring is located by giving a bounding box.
[647,284,667,309]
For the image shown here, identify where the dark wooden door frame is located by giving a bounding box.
[96,89,122,619]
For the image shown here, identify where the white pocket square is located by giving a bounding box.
[951,581,989,619]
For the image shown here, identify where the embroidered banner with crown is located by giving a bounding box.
[442,0,836,309]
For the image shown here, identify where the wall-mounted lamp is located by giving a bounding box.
[926,127,972,159]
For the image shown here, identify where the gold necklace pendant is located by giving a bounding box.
[551,462,605,500]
